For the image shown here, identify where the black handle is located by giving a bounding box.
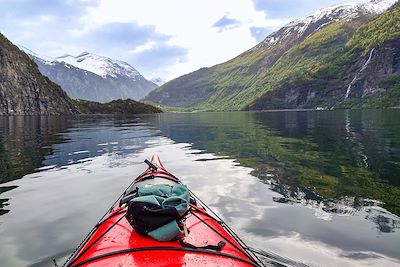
[144,159,158,171]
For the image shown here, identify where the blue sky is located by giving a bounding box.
[0,0,364,81]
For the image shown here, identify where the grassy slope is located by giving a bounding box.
[251,4,400,110]
[205,20,363,111]
[145,31,287,111]
[149,3,400,111]
[321,4,400,78]
[146,46,273,111]
[148,18,365,111]
[146,16,369,111]
[241,21,362,110]
[347,5,400,52]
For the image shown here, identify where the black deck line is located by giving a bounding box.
[70,246,260,267]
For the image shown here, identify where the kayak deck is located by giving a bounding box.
[70,208,256,266]
[66,155,259,267]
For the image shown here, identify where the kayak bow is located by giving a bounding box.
[64,154,262,267]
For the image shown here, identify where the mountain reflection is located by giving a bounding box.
[149,110,400,230]
[1,112,399,267]
[366,209,400,233]
[1,111,399,231]
[0,116,71,184]
[0,115,156,216]
[0,116,71,215]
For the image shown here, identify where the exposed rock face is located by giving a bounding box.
[0,34,77,115]
[346,39,400,99]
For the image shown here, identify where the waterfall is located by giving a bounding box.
[344,48,375,99]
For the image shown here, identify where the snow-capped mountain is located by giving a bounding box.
[256,0,396,50]
[57,52,140,79]
[21,49,157,103]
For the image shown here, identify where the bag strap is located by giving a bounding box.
[179,239,226,251]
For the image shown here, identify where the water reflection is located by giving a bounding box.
[0,116,71,184]
[0,111,399,267]
[0,116,160,216]
[0,115,165,267]
[0,116,71,216]
[366,208,400,233]
[149,111,400,226]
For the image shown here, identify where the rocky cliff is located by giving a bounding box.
[0,34,77,115]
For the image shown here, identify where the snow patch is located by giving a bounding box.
[56,52,141,79]
[258,0,396,48]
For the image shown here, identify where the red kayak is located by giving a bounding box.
[63,154,262,267]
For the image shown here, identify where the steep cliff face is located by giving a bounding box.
[0,34,77,115]
[345,39,400,99]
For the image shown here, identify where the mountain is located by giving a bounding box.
[248,1,400,110]
[0,34,161,115]
[145,0,398,111]
[25,50,157,103]
[0,34,77,115]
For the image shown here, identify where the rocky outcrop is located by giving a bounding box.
[0,34,77,115]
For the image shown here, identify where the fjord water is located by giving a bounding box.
[0,110,399,267]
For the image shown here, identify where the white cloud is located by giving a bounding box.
[1,0,364,81]
[82,0,286,80]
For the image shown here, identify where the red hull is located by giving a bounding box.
[65,155,258,267]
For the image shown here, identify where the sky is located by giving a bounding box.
[0,0,365,81]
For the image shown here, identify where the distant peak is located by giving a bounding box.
[53,51,141,79]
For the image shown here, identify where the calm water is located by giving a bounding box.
[0,110,399,267]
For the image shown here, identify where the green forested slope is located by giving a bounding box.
[146,2,400,111]
[250,5,400,110]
